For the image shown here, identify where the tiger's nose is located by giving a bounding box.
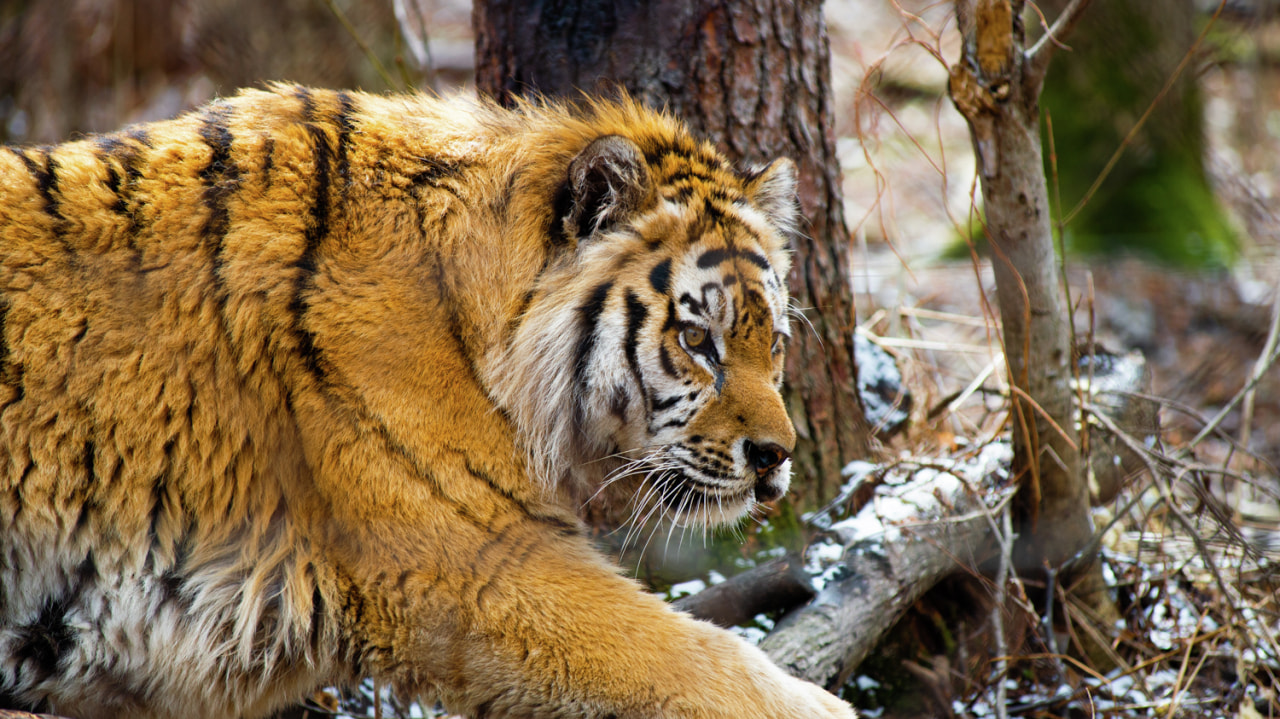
[744,440,790,476]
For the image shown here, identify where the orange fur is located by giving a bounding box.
[0,85,854,718]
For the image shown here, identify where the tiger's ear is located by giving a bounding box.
[563,135,655,243]
[744,158,800,239]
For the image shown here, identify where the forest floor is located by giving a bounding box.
[820,2,1280,717]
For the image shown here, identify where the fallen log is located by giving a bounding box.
[671,553,815,629]
[760,445,1015,689]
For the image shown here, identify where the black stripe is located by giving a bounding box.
[701,196,726,224]
[695,246,771,272]
[432,256,474,369]
[95,133,148,240]
[97,145,127,215]
[303,122,332,250]
[473,527,544,611]
[335,91,356,189]
[649,258,671,296]
[147,441,175,546]
[17,148,64,229]
[157,539,192,606]
[464,456,579,534]
[571,281,614,423]
[663,167,717,186]
[83,441,96,484]
[679,292,703,314]
[294,86,316,118]
[739,250,771,271]
[290,102,334,381]
[651,394,682,411]
[71,495,97,539]
[549,177,574,247]
[668,184,697,204]
[623,290,649,415]
[366,409,575,533]
[661,298,677,331]
[696,248,731,269]
[126,126,152,148]
[657,300,681,378]
[0,298,8,375]
[608,388,629,419]
[508,288,536,336]
[359,412,490,529]
[658,343,680,379]
[308,582,327,654]
[198,103,240,281]
[262,136,276,176]
[411,156,466,188]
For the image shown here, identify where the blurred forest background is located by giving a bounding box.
[4,0,1280,716]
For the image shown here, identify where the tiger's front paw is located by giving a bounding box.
[699,635,857,719]
[780,674,857,719]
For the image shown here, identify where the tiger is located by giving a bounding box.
[0,84,856,719]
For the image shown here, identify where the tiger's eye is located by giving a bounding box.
[682,325,708,349]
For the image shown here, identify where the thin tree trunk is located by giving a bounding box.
[948,0,1095,570]
[473,0,873,507]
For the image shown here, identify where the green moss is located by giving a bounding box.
[1037,0,1238,267]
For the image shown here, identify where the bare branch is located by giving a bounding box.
[1025,0,1094,90]
[1239,288,1280,449]
[672,555,815,629]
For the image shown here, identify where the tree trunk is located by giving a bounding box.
[947,0,1092,569]
[473,0,873,507]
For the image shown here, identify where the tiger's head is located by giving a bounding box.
[495,122,799,529]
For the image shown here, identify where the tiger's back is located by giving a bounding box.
[0,86,855,719]
[0,87,371,716]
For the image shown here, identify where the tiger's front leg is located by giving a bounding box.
[331,505,854,719]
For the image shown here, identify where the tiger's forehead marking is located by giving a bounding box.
[667,231,785,334]
[628,139,790,335]
[694,246,770,272]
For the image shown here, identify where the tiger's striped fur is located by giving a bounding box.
[0,85,854,719]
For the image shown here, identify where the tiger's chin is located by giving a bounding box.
[658,462,793,529]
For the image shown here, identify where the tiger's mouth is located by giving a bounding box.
[648,453,792,528]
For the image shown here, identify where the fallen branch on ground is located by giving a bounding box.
[762,446,1016,689]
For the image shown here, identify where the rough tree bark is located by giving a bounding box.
[947,0,1096,572]
[473,0,873,506]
